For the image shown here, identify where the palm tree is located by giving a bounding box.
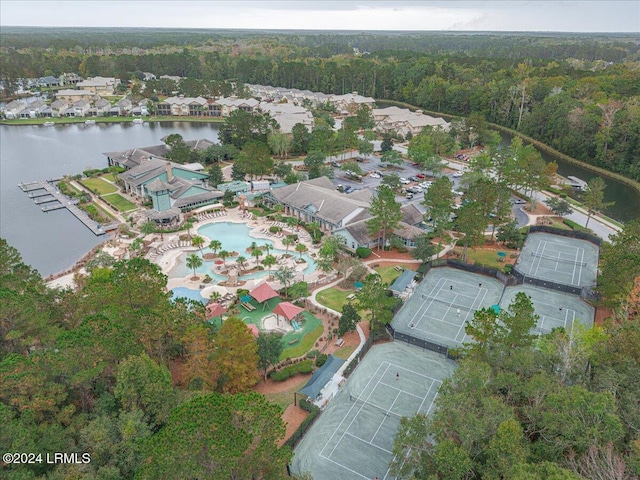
[236,255,247,272]
[282,236,295,254]
[219,250,230,265]
[210,291,221,303]
[191,235,205,255]
[251,247,263,266]
[262,243,272,257]
[249,241,258,252]
[295,243,307,259]
[186,253,203,278]
[129,237,143,257]
[262,254,277,276]
[140,221,156,237]
[209,239,222,256]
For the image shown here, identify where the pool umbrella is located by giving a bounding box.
[491,304,501,314]
[240,294,253,303]
[249,282,279,311]
[272,301,304,324]
[497,251,507,262]
[206,302,226,320]
[354,282,363,289]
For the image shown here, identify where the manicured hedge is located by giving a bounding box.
[356,247,372,258]
[283,404,321,449]
[315,354,328,367]
[269,359,314,382]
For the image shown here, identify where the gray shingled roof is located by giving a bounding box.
[401,204,424,226]
[344,220,376,244]
[146,178,172,192]
[271,177,369,226]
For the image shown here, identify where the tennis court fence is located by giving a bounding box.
[386,323,458,361]
[511,268,584,296]
[528,225,602,247]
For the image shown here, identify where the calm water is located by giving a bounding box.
[0,122,220,276]
[169,222,316,279]
[499,133,640,223]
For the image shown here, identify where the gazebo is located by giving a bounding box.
[272,301,304,325]
[206,302,226,320]
[249,282,279,311]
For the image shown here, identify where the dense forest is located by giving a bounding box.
[2,29,638,182]
[0,239,292,479]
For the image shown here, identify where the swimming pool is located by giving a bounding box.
[169,222,316,280]
[171,287,207,304]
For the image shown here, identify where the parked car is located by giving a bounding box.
[336,184,344,192]
[452,171,464,178]
[400,178,410,184]
[344,185,354,193]
[411,162,420,166]
[406,192,414,199]
[416,173,426,179]
[331,161,341,167]
[409,176,420,182]
[369,173,381,179]
[355,156,365,162]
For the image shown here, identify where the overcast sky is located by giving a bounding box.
[1,1,638,32]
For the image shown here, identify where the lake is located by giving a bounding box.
[0,122,220,276]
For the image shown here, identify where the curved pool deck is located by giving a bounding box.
[154,208,323,296]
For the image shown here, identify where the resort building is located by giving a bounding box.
[215,97,260,116]
[119,159,222,223]
[156,96,209,116]
[263,177,427,250]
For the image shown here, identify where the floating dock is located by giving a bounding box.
[19,179,117,236]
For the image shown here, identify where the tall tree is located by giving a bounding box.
[186,253,202,278]
[207,163,224,187]
[267,131,292,159]
[339,303,361,338]
[213,316,259,393]
[137,393,291,479]
[256,332,284,381]
[235,141,273,179]
[582,177,614,228]
[291,123,310,156]
[273,265,295,297]
[366,185,403,251]
[422,176,454,246]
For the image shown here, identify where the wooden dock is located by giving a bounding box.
[19,179,117,236]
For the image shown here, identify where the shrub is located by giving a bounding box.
[283,404,320,449]
[269,226,281,233]
[269,359,314,381]
[316,354,328,367]
[355,247,372,258]
[504,264,513,274]
[299,398,314,412]
[563,218,590,232]
[306,350,320,358]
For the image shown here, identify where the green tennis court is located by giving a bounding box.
[292,342,456,480]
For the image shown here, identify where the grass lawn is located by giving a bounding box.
[280,322,323,361]
[102,173,116,182]
[374,265,417,285]
[81,177,118,195]
[453,246,516,269]
[316,287,354,313]
[103,193,137,211]
[262,376,310,412]
[333,345,356,360]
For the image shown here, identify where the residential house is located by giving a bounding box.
[89,98,111,117]
[258,101,314,133]
[142,72,156,81]
[55,89,97,103]
[156,96,208,116]
[37,76,60,88]
[328,92,375,115]
[3,100,28,119]
[64,99,91,117]
[109,98,133,116]
[60,73,82,86]
[216,97,259,116]
[50,99,70,117]
[76,76,120,95]
[373,106,450,137]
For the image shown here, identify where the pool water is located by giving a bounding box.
[171,287,207,303]
[169,222,316,280]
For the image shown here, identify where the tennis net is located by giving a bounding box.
[531,251,586,267]
[421,294,476,312]
[349,395,403,420]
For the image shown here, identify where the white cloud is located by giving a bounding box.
[0,1,638,32]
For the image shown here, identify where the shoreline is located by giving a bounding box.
[0,116,226,126]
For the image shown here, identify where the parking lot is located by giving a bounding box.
[329,153,465,209]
